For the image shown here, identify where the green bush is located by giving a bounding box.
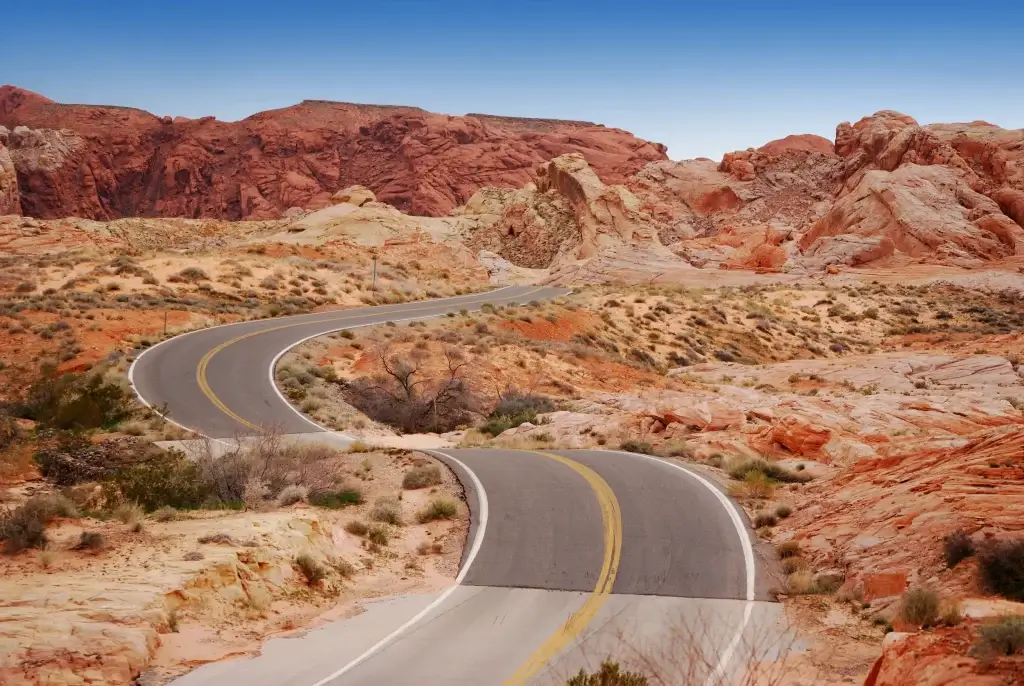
[308,489,363,509]
[106,450,209,511]
[402,466,442,490]
[977,539,1024,601]
[480,391,553,437]
[975,616,1024,656]
[566,660,648,686]
[417,497,458,523]
[619,439,654,455]
[728,458,811,484]
[9,364,132,432]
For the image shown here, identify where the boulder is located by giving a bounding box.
[330,185,376,207]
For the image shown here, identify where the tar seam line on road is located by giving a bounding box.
[501,450,623,686]
[598,449,756,686]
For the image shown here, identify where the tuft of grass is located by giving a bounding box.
[899,587,940,627]
[781,557,808,574]
[113,502,145,531]
[943,530,975,568]
[977,540,1024,601]
[344,520,369,537]
[167,609,180,633]
[775,504,793,518]
[619,439,654,455]
[728,458,811,484]
[153,506,179,522]
[975,616,1024,656]
[295,553,327,585]
[786,570,817,595]
[753,513,778,528]
[775,541,801,559]
[402,466,443,490]
[417,497,459,523]
[369,497,403,525]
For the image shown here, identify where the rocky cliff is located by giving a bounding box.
[0,86,667,221]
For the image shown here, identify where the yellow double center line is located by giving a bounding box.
[503,451,623,685]
[195,289,544,431]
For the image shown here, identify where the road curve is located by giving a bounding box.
[132,287,778,685]
[131,285,568,438]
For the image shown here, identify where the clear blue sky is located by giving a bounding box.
[3,0,1022,160]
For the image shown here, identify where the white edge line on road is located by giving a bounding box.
[306,449,490,686]
[127,286,522,445]
[602,449,756,686]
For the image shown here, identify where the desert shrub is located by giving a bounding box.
[775,541,801,559]
[309,489,363,509]
[333,558,356,578]
[775,504,793,518]
[619,439,654,455]
[295,553,326,585]
[659,440,694,459]
[977,539,1024,601]
[944,530,975,568]
[0,413,18,451]
[369,496,402,525]
[566,660,648,686]
[276,484,308,506]
[367,523,390,546]
[34,434,143,486]
[899,587,940,627]
[107,449,209,511]
[479,389,554,437]
[75,531,105,551]
[344,520,369,536]
[0,494,78,554]
[753,513,777,528]
[174,267,210,283]
[417,497,458,523]
[112,502,145,531]
[975,616,1024,656]
[8,364,132,431]
[342,347,480,434]
[197,435,349,507]
[153,506,179,522]
[402,466,442,490]
[728,458,810,484]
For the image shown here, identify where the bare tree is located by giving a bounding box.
[341,345,481,433]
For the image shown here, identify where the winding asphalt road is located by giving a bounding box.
[130,286,784,685]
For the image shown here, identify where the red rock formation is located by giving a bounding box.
[758,133,835,156]
[0,86,667,221]
[0,134,19,215]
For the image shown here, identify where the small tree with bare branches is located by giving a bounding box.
[341,346,480,434]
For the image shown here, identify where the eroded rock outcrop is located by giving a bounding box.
[464,153,682,281]
[0,129,20,215]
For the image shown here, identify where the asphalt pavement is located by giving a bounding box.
[129,287,786,685]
